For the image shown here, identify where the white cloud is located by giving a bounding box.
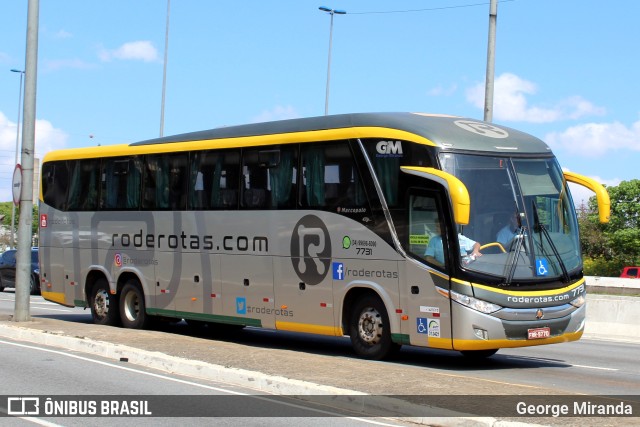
[0,111,68,202]
[545,119,640,157]
[466,73,605,123]
[99,41,159,63]
[251,105,300,123]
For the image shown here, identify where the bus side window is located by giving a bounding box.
[300,142,367,210]
[42,161,69,211]
[188,149,240,210]
[241,146,297,210]
[101,157,141,210]
[67,159,100,211]
[408,193,448,270]
[143,154,187,210]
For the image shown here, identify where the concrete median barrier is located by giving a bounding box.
[585,277,640,341]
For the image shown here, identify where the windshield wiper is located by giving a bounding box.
[531,201,570,283]
[504,226,526,286]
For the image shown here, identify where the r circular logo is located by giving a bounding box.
[454,120,509,139]
[290,215,331,286]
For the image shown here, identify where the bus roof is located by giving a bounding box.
[43,113,552,162]
[133,112,551,154]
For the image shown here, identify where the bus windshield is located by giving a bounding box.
[439,152,581,282]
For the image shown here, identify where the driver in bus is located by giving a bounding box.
[496,212,520,248]
[425,222,482,266]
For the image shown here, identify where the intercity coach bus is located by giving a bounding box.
[39,113,610,360]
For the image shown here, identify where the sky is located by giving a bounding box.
[1,0,639,207]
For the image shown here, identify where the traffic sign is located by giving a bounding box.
[12,164,22,206]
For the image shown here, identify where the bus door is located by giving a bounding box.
[402,190,454,350]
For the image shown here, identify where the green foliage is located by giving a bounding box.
[583,256,626,277]
[0,201,39,245]
[578,179,640,276]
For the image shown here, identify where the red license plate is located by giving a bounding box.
[527,327,551,340]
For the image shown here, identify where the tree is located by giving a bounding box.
[579,179,640,276]
[0,201,39,247]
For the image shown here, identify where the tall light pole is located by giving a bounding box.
[483,0,498,122]
[15,0,39,323]
[159,0,170,137]
[319,6,346,116]
[10,69,25,250]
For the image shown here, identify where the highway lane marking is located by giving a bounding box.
[572,364,618,371]
[0,339,402,425]
[30,306,76,312]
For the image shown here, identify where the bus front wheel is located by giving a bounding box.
[119,280,149,329]
[89,278,120,326]
[349,295,399,360]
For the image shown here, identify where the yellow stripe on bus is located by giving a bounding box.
[275,321,343,336]
[450,277,586,297]
[452,330,583,351]
[41,127,436,163]
[41,290,68,307]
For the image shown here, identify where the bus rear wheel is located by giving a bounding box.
[349,295,399,360]
[119,280,149,329]
[89,278,120,326]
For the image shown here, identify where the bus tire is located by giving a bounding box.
[89,278,120,326]
[30,274,39,295]
[119,280,149,329]
[349,295,399,360]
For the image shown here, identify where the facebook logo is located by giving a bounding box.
[332,262,344,280]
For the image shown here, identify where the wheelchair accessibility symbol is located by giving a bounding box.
[417,318,428,334]
[417,317,440,337]
[536,258,549,276]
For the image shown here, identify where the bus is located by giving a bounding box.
[38,113,610,360]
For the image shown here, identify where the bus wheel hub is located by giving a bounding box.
[358,307,382,345]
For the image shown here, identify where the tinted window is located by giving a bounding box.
[300,142,367,211]
[362,139,434,208]
[143,153,188,210]
[42,161,69,211]
[67,159,100,211]
[100,157,142,210]
[241,145,297,209]
[189,150,240,210]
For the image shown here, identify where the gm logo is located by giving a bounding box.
[290,215,331,286]
[236,297,247,315]
[376,140,403,157]
[332,262,344,280]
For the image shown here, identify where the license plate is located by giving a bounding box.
[527,327,551,340]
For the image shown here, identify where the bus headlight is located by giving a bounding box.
[450,290,502,314]
[570,294,586,308]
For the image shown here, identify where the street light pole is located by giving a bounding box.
[14,0,39,323]
[483,0,498,122]
[10,69,25,250]
[160,0,170,137]
[319,6,346,116]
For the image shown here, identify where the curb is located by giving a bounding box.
[0,322,530,426]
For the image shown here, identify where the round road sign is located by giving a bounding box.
[12,164,22,206]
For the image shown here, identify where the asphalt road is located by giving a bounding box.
[0,291,638,425]
[0,335,413,426]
